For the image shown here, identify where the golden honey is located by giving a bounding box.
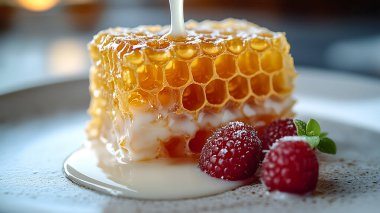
[86,19,296,161]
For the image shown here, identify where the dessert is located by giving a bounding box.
[64,0,335,200]
[86,19,296,162]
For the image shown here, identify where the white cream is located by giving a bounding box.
[65,97,293,200]
[64,144,246,200]
[105,97,295,162]
[168,0,186,37]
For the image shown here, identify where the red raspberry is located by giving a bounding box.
[262,118,297,150]
[261,140,319,194]
[199,121,262,181]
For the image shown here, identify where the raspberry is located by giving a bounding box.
[261,140,319,194]
[199,121,262,181]
[262,118,297,150]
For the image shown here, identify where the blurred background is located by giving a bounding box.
[0,0,379,94]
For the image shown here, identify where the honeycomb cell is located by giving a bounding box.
[273,36,290,54]
[238,51,260,76]
[99,34,114,49]
[258,32,274,38]
[165,60,189,87]
[272,72,293,95]
[116,94,129,114]
[228,75,249,100]
[249,37,269,51]
[89,45,100,62]
[146,49,172,63]
[205,79,227,105]
[114,41,126,57]
[190,57,214,83]
[200,39,224,56]
[137,64,163,91]
[195,29,212,35]
[116,40,136,59]
[175,43,199,60]
[261,49,283,72]
[182,84,205,111]
[93,33,105,45]
[145,40,172,63]
[250,73,270,96]
[99,70,113,91]
[99,53,109,72]
[127,90,151,108]
[226,38,245,54]
[215,54,236,79]
[158,87,179,109]
[272,36,283,48]
[134,32,147,37]
[116,67,137,91]
[124,50,144,65]
[220,31,233,36]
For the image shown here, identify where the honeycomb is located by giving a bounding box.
[87,19,297,161]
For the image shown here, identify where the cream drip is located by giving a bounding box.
[168,0,186,37]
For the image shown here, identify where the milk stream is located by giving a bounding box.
[168,0,186,37]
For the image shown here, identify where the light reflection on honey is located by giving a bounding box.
[17,0,59,12]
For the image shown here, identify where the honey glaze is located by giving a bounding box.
[63,144,247,200]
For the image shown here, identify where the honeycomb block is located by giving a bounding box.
[87,19,297,161]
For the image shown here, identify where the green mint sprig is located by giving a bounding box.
[293,119,337,154]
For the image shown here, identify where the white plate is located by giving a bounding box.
[1,67,380,213]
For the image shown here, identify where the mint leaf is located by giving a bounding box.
[304,136,320,149]
[317,137,337,154]
[319,132,328,139]
[306,119,321,136]
[292,118,337,154]
[293,119,307,136]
